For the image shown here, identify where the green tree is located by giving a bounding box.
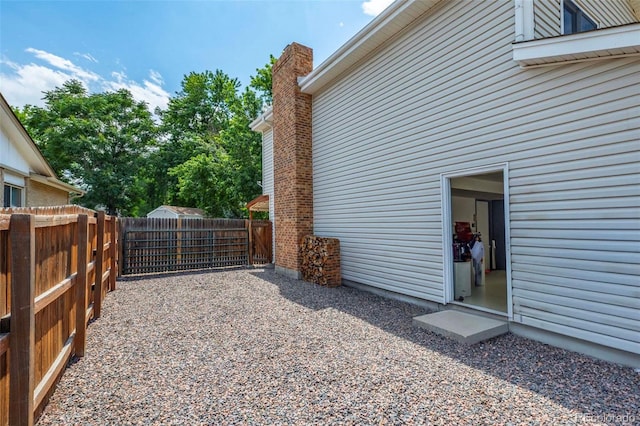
[142,70,241,211]
[250,54,276,105]
[18,80,157,215]
[148,60,270,217]
[161,69,240,137]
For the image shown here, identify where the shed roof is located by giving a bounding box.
[152,205,206,216]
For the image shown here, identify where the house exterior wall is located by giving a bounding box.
[262,128,276,258]
[579,0,637,26]
[25,179,69,207]
[534,0,561,38]
[0,126,30,176]
[310,0,639,355]
[534,0,637,38]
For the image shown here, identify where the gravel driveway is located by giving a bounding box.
[38,268,639,425]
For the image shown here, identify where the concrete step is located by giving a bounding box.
[413,310,508,344]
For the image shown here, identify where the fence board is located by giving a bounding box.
[250,221,272,264]
[109,217,118,290]
[9,214,36,426]
[75,214,88,358]
[0,334,7,355]
[94,212,105,319]
[0,206,117,425]
[120,218,263,275]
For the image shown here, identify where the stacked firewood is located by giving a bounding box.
[300,235,341,287]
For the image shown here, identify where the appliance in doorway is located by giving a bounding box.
[446,169,509,314]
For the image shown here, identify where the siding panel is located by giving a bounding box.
[262,128,275,257]
[579,0,638,27]
[535,0,561,38]
[311,0,640,353]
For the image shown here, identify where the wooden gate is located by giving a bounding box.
[249,220,272,265]
[120,218,249,275]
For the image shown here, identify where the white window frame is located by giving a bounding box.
[440,163,513,319]
[514,0,535,42]
[3,183,24,207]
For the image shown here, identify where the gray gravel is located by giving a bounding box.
[38,268,639,425]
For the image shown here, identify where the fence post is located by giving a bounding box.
[268,221,273,264]
[247,220,254,265]
[118,219,128,277]
[75,214,88,358]
[94,212,105,319]
[109,217,117,291]
[9,214,35,426]
[177,217,182,266]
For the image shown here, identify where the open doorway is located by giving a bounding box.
[442,166,511,316]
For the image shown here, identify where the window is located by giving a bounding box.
[3,184,23,207]
[563,0,597,34]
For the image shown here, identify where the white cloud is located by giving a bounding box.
[362,0,395,16]
[74,52,98,63]
[148,69,164,86]
[104,70,170,113]
[26,48,100,82]
[0,58,79,106]
[0,48,170,114]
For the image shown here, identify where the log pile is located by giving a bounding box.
[300,235,341,287]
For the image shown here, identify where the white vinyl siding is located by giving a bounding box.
[579,0,638,27]
[0,127,30,176]
[262,128,275,256]
[311,0,640,354]
[534,0,638,39]
[535,0,561,38]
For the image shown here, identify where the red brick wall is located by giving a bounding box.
[272,43,314,275]
[26,179,70,207]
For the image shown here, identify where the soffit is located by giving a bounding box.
[247,194,269,212]
[250,107,273,132]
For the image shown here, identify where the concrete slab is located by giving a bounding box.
[413,310,508,344]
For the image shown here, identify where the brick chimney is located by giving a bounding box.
[272,43,313,279]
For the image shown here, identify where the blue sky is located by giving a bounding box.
[0,0,393,112]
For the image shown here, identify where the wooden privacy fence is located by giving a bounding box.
[119,218,272,275]
[0,206,118,426]
[249,220,272,265]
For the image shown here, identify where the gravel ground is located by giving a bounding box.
[38,268,639,425]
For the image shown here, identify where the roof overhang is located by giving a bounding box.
[512,23,640,68]
[299,0,443,95]
[29,173,85,195]
[247,194,269,212]
[0,93,57,177]
[1,92,83,196]
[249,107,273,132]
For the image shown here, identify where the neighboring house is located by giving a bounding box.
[251,0,640,366]
[146,205,206,219]
[0,93,83,207]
